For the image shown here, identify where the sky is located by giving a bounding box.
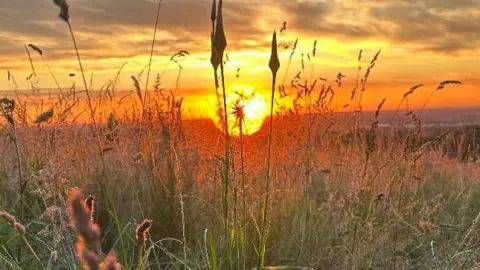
[0,0,479,119]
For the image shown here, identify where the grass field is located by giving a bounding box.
[0,0,479,269]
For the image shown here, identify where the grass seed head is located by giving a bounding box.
[28,44,43,56]
[68,188,100,249]
[136,219,153,244]
[53,0,70,23]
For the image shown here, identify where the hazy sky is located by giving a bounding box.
[0,0,479,114]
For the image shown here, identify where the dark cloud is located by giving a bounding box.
[0,0,479,67]
[368,1,480,53]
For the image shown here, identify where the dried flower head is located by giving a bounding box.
[269,31,280,76]
[53,0,70,23]
[135,219,153,244]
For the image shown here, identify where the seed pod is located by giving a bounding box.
[269,31,280,76]
[214,0,227,60]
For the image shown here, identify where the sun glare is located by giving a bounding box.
[214,85,269,136]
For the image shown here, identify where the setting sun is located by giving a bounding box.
[214,85,269,136]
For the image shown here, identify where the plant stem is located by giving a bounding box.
[219,60,231,269]
[240,120,247,270]
[140,0,163,138]
[259,74,277,268]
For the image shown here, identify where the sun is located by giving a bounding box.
[215,85,269,136]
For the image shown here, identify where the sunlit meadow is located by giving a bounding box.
[0,0,479,269]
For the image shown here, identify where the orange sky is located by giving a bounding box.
[0,0,478,119]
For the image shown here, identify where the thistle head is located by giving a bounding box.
[53,0,70,23]
[214,0,227,59]
[269,31,280,76]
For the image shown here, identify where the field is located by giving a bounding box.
[1,0,480,269]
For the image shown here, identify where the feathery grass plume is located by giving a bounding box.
[53,0,70,23]
[106,113,120,144]
[313,40,317,57]
[259,31,281,269]
[85,195,95,221]
[391,84,424,125]
[420,80,462,117]
[68,188,100,251]
[101,253,121,270]
[28,44,43,56]
[34,108,54,124]
[135,219,153,244]
[131,76,143,107]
